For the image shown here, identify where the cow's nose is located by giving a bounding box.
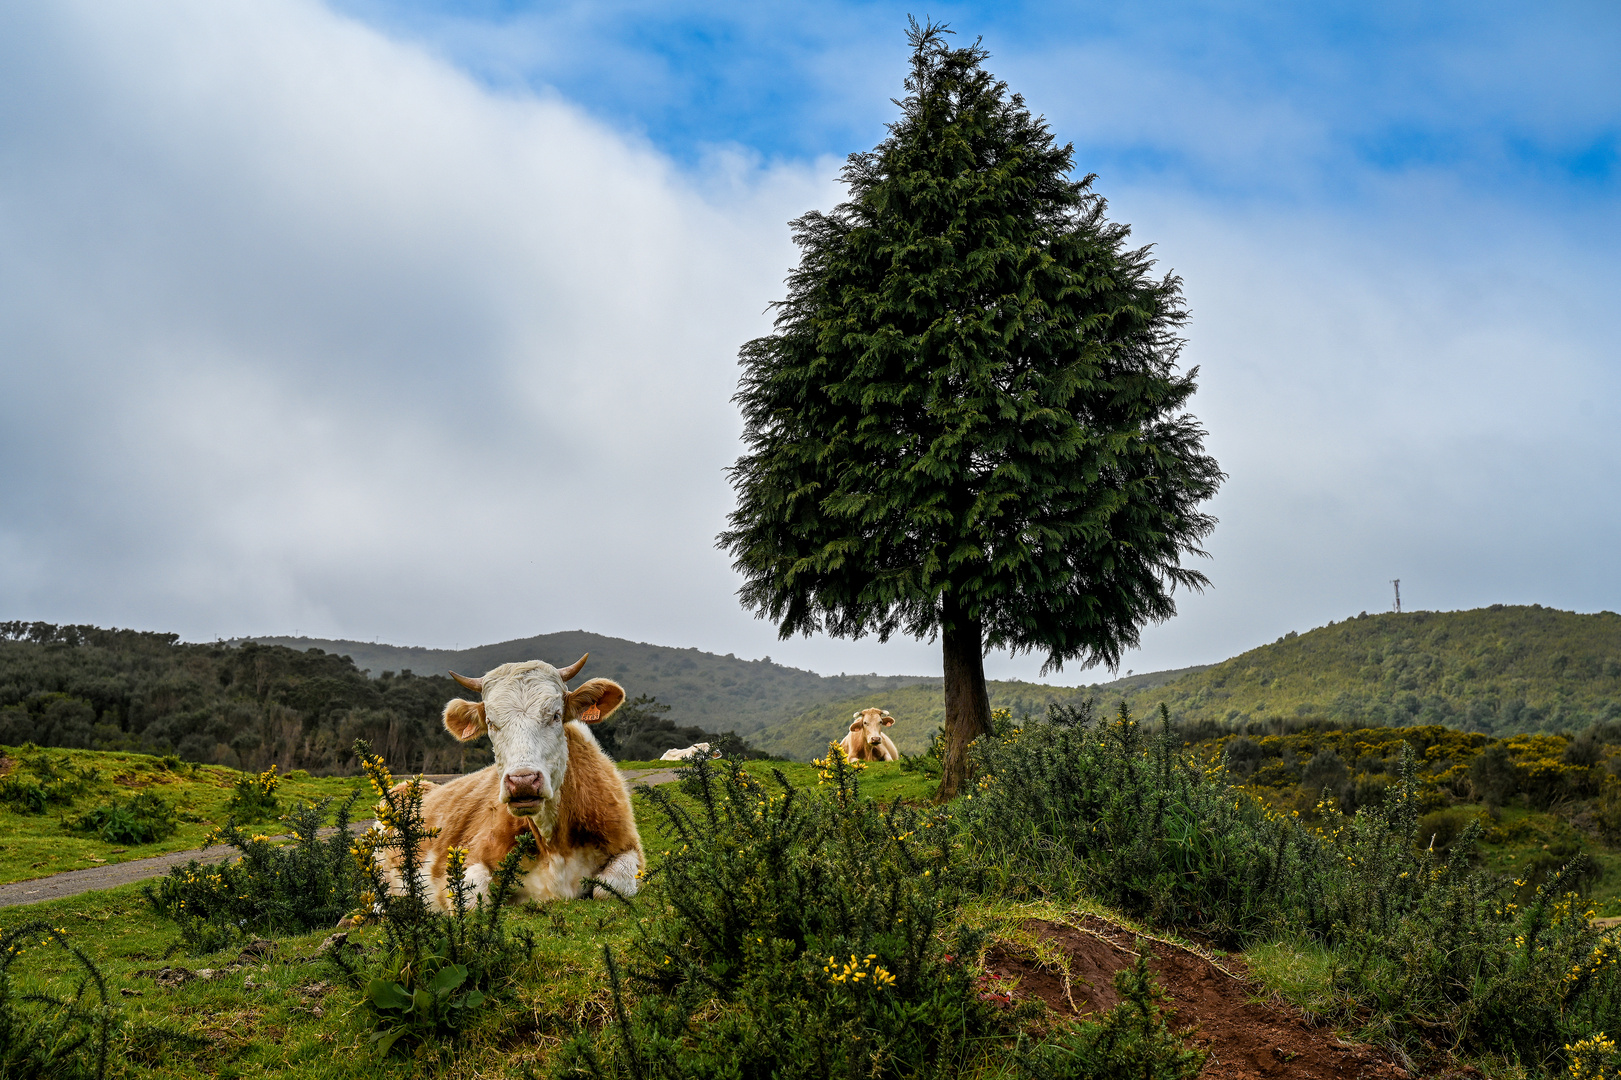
[869,736,882,744]
[504,770,549,801]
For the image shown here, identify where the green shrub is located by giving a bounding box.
[0,752,94,814]
[969,700,1621,1069]
[0,921,111,1080]
[224,765,281,824]
[561,750,998,1079]
[143,793,363,954]
[335,742,535,1056]
[961,702,1304,946]
[68,792,177,845]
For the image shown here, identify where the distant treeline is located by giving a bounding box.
[0,622,755,773]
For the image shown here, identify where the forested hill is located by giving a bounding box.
[7,606,1617,771]
[237,631,937,744]
[1110,605,1621,735]
[0,622,481,774]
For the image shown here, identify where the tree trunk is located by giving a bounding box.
[936,598,992,801]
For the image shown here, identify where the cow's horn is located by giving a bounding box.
[556,654,588,682]
[450,671,483,693]
[853,711,863,719]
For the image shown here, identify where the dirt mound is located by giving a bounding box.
[984,918,1420,1080]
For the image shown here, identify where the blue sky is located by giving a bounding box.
[1,1,1618,683]
[332,1,1620,204]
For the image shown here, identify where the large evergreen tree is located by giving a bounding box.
[719,22,1224,798]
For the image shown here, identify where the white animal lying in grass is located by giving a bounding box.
[659,742,721,762]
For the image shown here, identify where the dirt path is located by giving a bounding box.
[984,917,1436,1080]
[0,769,680,909]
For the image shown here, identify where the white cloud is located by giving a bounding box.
[0,0,856,663]
[2,0,1617,691]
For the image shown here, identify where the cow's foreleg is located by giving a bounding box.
[590,850,641,900]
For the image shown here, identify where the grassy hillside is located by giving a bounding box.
[0,745,361,884]
[1109,605,1621,736]
[244,630,937,741]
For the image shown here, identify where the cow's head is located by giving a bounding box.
[440,654,623,834]
[849,708,895,749]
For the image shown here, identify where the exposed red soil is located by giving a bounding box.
[983,917,1435,1080]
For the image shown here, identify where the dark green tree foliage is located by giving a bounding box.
[0,622,482,774]
[721,22,1222,797]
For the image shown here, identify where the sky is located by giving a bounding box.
[1,1,1618,685]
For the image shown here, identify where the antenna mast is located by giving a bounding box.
[1391,579,1401,614]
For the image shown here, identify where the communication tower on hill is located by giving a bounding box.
[1391,579,1401,614]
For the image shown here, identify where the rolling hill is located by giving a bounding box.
[238,630,938,744]
[227,604,1621,759]
[1105,605,1621,735]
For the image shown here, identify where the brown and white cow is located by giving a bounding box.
[841,708,898,762]
[374,654,644,910]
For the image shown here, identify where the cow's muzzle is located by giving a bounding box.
[503,769,551,812]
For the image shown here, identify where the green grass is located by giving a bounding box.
[0,761,947,1079]
[3,879,641,1079]
[620,756,940,803]
[749,682,1097,759]
[0,746,363,885]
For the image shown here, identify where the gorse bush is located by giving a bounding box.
[561,752,1202,1080]
[224,765,281,824]
[144,793,362,955]
[0,921,111,1080]
[337,741,535,1056]
[563,750,997,1079]
[961,703,1304,946]
[69,793,178,845]
[966,698,1621,1071]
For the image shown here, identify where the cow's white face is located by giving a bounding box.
[441,656,623,835]
[850,708,894,748]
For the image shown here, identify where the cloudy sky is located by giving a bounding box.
[1,1,1617,684]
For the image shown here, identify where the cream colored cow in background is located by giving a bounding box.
[841,708,898,762]
[660,743,719,762]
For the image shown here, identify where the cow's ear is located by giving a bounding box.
[879,713,894,727]
[566,678,625,723]
[443,698,487,742]
[849,720,864,732]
